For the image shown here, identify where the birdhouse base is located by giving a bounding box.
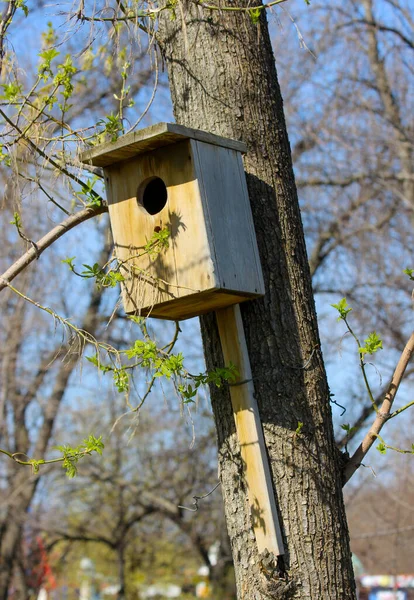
[125,288,259,321]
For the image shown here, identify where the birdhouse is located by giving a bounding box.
[81,123,264,320]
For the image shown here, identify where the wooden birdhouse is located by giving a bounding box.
[81,122,264,320]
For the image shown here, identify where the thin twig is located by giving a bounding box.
[343,332,414,484]
[178,481,221,512]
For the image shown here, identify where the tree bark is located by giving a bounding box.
[158,3,356,598]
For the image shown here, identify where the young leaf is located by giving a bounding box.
[113,369,129,392]
[403,268,414,281]
[358,331,383,356]
[331,298,352,321]
[249,7,262,24]
[61,256,76,271]
[340,423,356,434]
[295,422,304,435]
[1,82,22,103]
[376,442,387,455]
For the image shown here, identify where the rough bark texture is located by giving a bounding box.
[159,4,356,599]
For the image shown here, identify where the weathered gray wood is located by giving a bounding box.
[193,140,264,297]
[80,122,247,168]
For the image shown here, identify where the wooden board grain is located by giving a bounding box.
[216,305,284,557]
[193,140,265,296]
[139,289,256,320]
[80,122,247,168]
[105,140,217,315]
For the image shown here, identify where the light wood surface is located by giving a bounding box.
[216,304,284,556]
[106,140,215,315]
[80,122,247,168]
[103,137,264,320]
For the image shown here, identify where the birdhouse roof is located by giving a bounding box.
[80,122,248,168]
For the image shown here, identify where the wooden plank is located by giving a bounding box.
[80,122,247,168]
[136,289,261,321]
[105,140,217,314]
[193,140,265,297]
[216,305,284,556]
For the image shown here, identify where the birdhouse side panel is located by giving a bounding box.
[104,141,219,315]
[192,141,265,297]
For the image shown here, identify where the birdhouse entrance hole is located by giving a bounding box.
[137,176,168,215]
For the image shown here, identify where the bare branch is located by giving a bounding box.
[343,332,414,484]
[0,205,108,293]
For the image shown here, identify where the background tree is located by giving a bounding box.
[0,0,412,598]
[270,0,414,461]
[33,395,234,599]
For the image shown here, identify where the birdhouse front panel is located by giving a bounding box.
[105,140,217,317]
[81,123,265,320]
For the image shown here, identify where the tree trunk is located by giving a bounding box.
[117,543,126,600]
[158,3,356,599]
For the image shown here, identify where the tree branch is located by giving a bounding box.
[0,204,108,293]
[343,332,414,484]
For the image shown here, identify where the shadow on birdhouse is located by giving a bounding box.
[81,123,264,320]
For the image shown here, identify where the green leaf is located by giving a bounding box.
[331,298,352,321]
[125,340,158,365]
[376,442,387,455]
[9,212,22,228]
[83,434,104,455]
[128,315,146,325]
[113,369,129,392]
[179,383,197,404]
[53,435,104,478]
[295,422,303,435]
[54,56,77,99]
[96,113,123,142]
[42,22,57,47]
[96,270,125,288]
[358,331,383,356]
[403,268,414,281]
[61,256,76,271]
[144,227,170,257]
[0,82,22,103]
[340,423,356,434]
[249,7,262,24]
[16,0,29,16]
[30,459,45,474]
[0,144,11,167]
[86,355,112,373]
[38,48,60,78]
[86,354,99,367]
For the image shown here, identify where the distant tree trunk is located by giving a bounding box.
[0,241,109,599]
[0,361,76,598]
[159,3,356,598]
[117,542,126,600]
[210,531,237,598]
